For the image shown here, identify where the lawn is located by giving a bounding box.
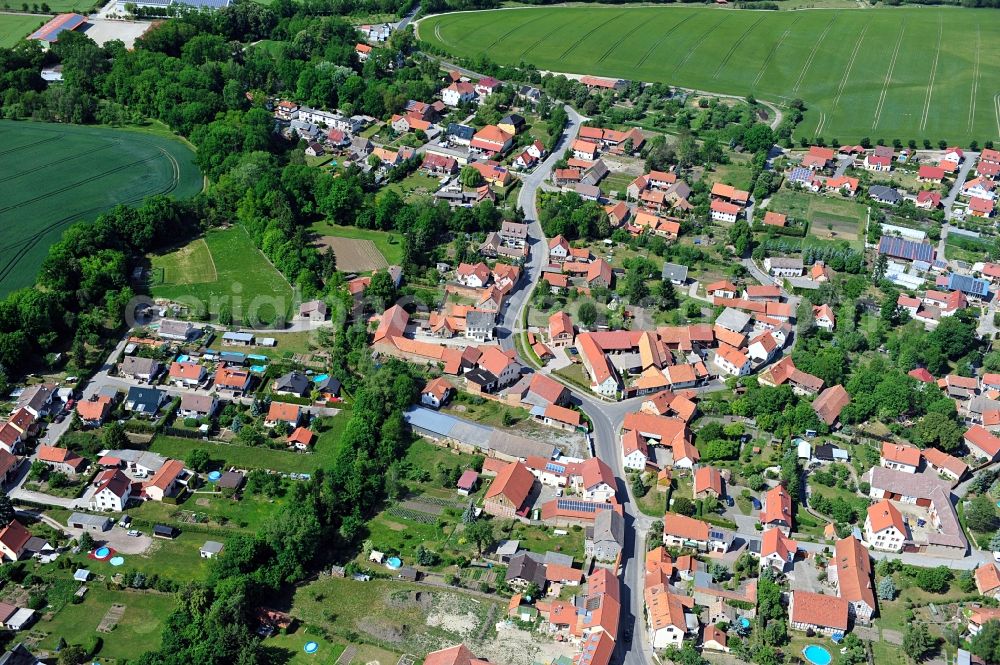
[151,226,294,322]
[290,576,502,656]
[149,411,348,474]
[265,631,347,664]
[418,6,1000,142]
[767,187,867,247]
[309,221,404,265]
[386,171,444,198]
[17,586,176,659]
[126,489,287,533]
[0,120,201,296]
[0,14,43,47]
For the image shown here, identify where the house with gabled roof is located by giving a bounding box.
[663,513,730,553]
[265,402,301,429]
[0,521,31,561]
[90,470,133,512]
[975,562,1000,599]
[789,590,849,636]
[813,385,850,427]
[760,484,792,535]
[36,446,86,475]
[759,528,797,572]
[829,535,876,624]
[864,499,907,552]
[965,424,1000,461]
[484,461,535,521]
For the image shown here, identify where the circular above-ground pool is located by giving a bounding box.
[386,557,402,570]
[303,642,319,654]
[803,645,832,665]
[208,471,222,482]
[94,546,111,559]
[109,556,125,567]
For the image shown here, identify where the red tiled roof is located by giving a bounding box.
[881,442,921,467]
[485,461,534,509]
[790,590,848,631]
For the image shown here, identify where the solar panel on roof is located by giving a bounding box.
[545,462,565,473]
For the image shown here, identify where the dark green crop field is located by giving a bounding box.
[419,6,1000,143]
[0,121,202,296]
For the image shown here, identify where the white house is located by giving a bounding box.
[864,500,907,552]
[763,257,804,278]
[621,429,649,471]
[90,470,132,512]
[813,304,835,332]
[441,82,476,106]
[713,345,751,377]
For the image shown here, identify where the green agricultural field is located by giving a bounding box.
[0,14,43,47]
[0,120,201,296]
[151,226,294,322]
[419,6,1000,143]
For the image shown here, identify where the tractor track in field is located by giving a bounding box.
[0,142,119,184]
[672,14,729,77]
[0,135,61,158]
[483,13,540,51]
[713,14,767,80]
[969,26,980,132]
[0,148,180,287]
[596,16,649,65]
[919,19,943,132]
[634,13,695,69]
[0,153,164,215]
[557,11,627,62]
[831,23,869,112]
[751,15,800,89]
[792,14,837,94]
[872,21,906,131]
[993,93,1000,138]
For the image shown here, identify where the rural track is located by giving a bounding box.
[830,23,869,112]
[633,13,696,69]
[596,15,652,65]
[671,13,729,76]
[712,14,767,80]
[556,11,627,62]
[791,15,836,94]
[969,26,980,132]
[994,93,1000,138]
[751,15,800,89]
[919,19,943,133]
[872,21,906,131]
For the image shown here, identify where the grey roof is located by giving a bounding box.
[495,539,520,556]
[715,307,752,333]
[120,355,160,376]
[16,384,55,412]
[500,114,525,127]
[217,471,244,489]
[869,185,902,204]
[464,368,498,386]
[582,160,609,184]
[591,508,624,547]
[180,393,215,413]
[201,540,224,554]
[67,512,111,528]
[222,332,254,343]
[661,263,689,282]
[505,552,546,586]
[543,551,573,567]
[574,183,601,199]
[157,319,195,339]
[767,257,803,269]
[275,371,310,395]
[314,376,341,394]
[403,406,556,459]
[865,466,950,498]
[465,310,495,330]
[446,123,475,140]
[125,386,164,414]
[0,644,41,665]
[102,449,166,472]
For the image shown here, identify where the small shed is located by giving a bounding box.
[73,569,91,582]
[69,512,113,532]
[5,608,35,631]
[152,524,177,539]
[200,541,224,559]
[396,566,419,582]
[217,471,245,491]
[369,550,385,564]
[456,470,479,495]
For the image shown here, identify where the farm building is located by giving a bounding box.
[28,13,87,43]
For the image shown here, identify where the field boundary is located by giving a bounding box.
[872,21,906,131]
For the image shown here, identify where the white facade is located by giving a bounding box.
[863,517,906,552]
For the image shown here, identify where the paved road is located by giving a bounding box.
[497,105,584,351]
[397,2,420,30]
[943,151,978,221]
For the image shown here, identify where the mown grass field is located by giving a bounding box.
[310,220,404,265]
[419,6,1000,143]
[151,226,294,321]
[0,14,43,47]
[0,120,201,296]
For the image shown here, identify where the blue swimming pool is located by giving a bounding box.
[303,642,319,654]
[94,546,111,558]
[803,645,832,665]
[313,374,329,383]
[739,617,751,629]
[109,556,125,567]
[386,556,402,570]
[208,471,222,481]
[176,355,190,363]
